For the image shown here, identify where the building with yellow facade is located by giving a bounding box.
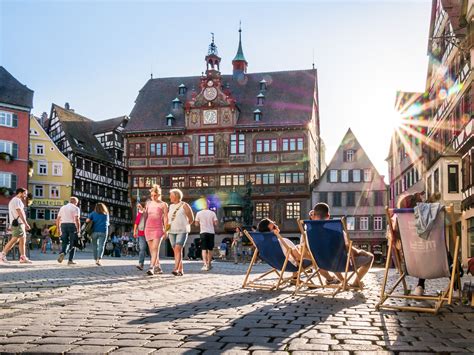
[28,115,72,228]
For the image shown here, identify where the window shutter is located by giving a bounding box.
[45,209,51,221]
[12,143,18,159]
[327,172,330,182]
[30,208,37,219]
[355,217,359,231]
[343,151,347,162]
[382,215,387,230]
[10,174,17,190]
[349,170,353,182]
[12,114,18,128]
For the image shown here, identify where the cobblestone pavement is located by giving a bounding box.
[1,250,474,354]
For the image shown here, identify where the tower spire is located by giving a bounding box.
[232,21,248,78]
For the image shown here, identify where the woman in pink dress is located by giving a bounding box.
[144,185,168,275]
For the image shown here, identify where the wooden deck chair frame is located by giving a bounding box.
[376,205,462,314]
[294,218,362,297]
[241,230,312,291]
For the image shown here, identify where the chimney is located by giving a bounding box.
[65,102,70,110]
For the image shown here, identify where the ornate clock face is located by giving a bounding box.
[207,80,214,87]
[203,87,218,101]
[203,110,218,125]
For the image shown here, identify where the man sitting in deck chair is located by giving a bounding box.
[311,203,374,288]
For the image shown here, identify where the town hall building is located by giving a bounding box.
[124,29,323,239]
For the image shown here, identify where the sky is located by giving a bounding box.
[0,0,432,178]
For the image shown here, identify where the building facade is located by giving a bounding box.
[386,91,427,208]
[312,129,388,263]
[124,32,323,248]
[46,104,131,232]
[0,67,34,231]
[422,0,472,262]
[29,115,72,228]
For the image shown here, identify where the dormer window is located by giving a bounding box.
[178,84,187,95]
[172,98,181,109]
[259,79,267,91]
[254,109,262,122]
[257,93,265,106]
[166,114,174,127]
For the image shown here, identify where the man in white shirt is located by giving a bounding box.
[56,196,81,265]
[195,202,218,271]
[0,188,32,263]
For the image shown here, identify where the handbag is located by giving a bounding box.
[166,202,184,232]
[11,217,19,227]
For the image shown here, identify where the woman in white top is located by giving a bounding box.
[167,189,194,276]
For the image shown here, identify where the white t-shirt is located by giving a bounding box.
[58,203,80,224]
[8,196,24,225]
[195,209,218,234]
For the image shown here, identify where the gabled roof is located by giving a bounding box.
[317,128,387,190]
[0,66,34,109]
[125,69,317,133]
[92,116,128,134]
[52,104,113,162]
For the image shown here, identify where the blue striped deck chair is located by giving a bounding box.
[242,230,312,291]
[376,205,462,314]
[295,218,360,297]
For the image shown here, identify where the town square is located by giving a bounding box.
[1,0,474,353]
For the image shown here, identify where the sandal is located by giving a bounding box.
[171,270,179,276]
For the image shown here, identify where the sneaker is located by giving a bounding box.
[171,270,179,276]
[201,265,208,271]
[136,264,144,271]
[177,271,184,276]
[154,266,163,274]
[57,253,65,263]
[19,256,32,264]
[413,286,425,296]
[146,268,154,276]
[96,259,102,266]
[67,261,77,265]
[0,252,8,263]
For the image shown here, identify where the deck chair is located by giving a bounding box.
[294,218,361,297]
[242,230,312,290]
[376,205,461,314]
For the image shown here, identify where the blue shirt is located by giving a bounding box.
[88,211,109,234]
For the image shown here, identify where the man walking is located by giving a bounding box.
[194,201,218,271]
[56,197,81,265]
[0,188,32,263]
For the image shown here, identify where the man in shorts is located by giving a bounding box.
[195,201,218,271]
[0,188,32,263]
[311,203,374,288]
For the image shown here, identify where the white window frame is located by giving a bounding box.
[346,216,355,231]
[0,173,12,188]
[364,169,372,182]
[341,170,349,183]
[285,202,301,219]
[52,163,63,176]
[34,185,44,198]
[50,186,60,199]
[360,217,369,231]
[346,149,355,162]
[50,209,58,221]
[35,144,45,156]
[36,208,45,220]
[38,162,48,176]
[353,169,361,182]
[0,111,14,127]
[0,140,13,155]
[374,216,383,231]
[329,170,338,182]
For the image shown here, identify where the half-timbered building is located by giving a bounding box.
[124,31,323,245]
[46,103,130,232]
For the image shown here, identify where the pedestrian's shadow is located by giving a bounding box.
[129,287,366,353]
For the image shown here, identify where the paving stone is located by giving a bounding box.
[32,337,82,345]
[110,347,155,354]
[143,340,184,348]
[67,345,118,354]
[24,344,76,353]
[0,336,40,344]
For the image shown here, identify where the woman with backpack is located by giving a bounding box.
[86,203,110,266]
